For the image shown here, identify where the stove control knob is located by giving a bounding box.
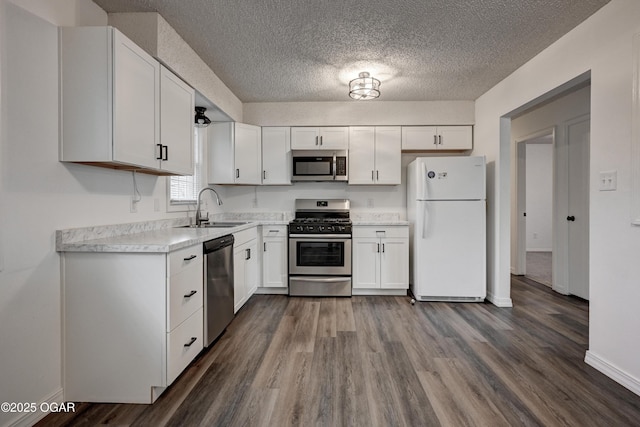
[327,226,335,232]
[319,226,325,232]
[306,225,314,231]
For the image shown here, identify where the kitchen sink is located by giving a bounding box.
[177,221,251,229]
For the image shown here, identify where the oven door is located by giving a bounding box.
[289,235,352,276]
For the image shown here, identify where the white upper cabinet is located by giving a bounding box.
[401,126,472,151]
[159,66,195,175]
[291,127,349,150]
[209,122,262,185]
[60,27,194,176]
[261,127,291,185]
[349,126,401,185]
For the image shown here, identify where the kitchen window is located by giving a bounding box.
[168,127,203,209]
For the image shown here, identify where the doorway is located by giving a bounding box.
[515,132,554,286]
[511,82,591,301]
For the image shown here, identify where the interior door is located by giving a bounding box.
[566,115,590,300]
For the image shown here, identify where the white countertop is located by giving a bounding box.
[57,222,260,253]
[56,211,406,253]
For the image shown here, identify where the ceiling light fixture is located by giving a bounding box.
[194,106,211,127]
[349,71,380,100]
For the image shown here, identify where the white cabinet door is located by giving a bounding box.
[159,66,194,175]
[209,122,262,185]
[374,127,401,185]
[401,126,438,150]
[348,127,376,184]
[234,123,262,184]
[245,240,259,297]
[352,238,380,289]
[263,237,287,287]
[438,126,472,150]
[291,127,348,150]
[380,238,409,289]
[112,30,160,170]
[233,245,247,314]
[291,127,320,149]
[401,126,472,150]
[262,127,291,185]
[319,127,349,149]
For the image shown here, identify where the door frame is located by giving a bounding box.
[514,127,556,276]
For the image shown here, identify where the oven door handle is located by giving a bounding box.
[289,234,351,239]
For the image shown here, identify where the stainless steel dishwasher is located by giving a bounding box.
[203,234,234,347]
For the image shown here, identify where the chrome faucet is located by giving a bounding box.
[195,187,223,226]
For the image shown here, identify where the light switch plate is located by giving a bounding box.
[599,170,617,191]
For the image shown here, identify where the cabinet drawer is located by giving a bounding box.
[169,244,203,277]
[167,264,203,331]
[234,227,258,246]
[352,226,409,239]
[167,307,203,385]
[261,225,287,237]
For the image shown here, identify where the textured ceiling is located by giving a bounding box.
[93,0,609,103]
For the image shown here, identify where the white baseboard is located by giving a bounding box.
[585,351,640,396]
[7,388,63,427]
[486,292,513,307]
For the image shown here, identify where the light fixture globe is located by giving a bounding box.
[349,71,381,100]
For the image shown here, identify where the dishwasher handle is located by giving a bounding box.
[203,234,235,254]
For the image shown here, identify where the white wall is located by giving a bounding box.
[0,2,196,425]
[525,143,553,251]
[474,0,640,394]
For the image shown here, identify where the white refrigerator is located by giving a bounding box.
[407,156,486,301]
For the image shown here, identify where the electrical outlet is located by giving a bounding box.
[599,170,617,191]
[130,196,138,213]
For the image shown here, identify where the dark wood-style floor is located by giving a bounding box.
[39,276,640,426]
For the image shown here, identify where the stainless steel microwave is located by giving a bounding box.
[291,150,348,182]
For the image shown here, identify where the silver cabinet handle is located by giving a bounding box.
[184,337,197,347]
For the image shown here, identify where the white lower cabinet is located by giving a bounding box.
[61,244,203,403]
[233,227,259,312]
[352,226,409,294]
[259,225,288,292]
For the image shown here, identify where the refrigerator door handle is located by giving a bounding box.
[422,161,429,200]
[422,202,429,239]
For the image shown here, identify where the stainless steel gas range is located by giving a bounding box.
[288,199,352,297]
